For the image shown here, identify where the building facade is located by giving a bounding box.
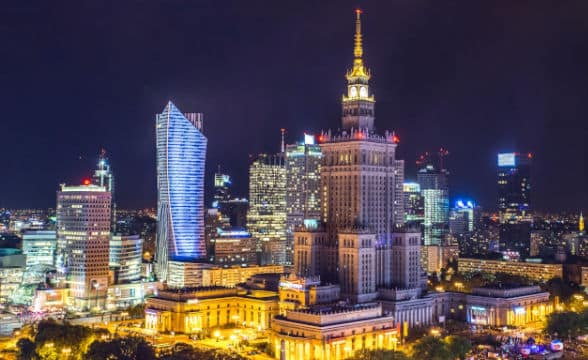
[285,138,322,265]
[247,153,287,265]
[109,234,143,284]
[57,183,111,310]
[155,102,207,283]
[458,257,563,282]
[22,230,56,268]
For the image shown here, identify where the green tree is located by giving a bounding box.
[85,337,155,360]
[445,335,472,360]
[545,311,586,338]
[412,336,452,360]
[348,349,409,360]
[16,338,38,360]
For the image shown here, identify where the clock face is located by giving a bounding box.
[359,86,368,98]
[349,86,358,98]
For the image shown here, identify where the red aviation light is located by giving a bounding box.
[318,135,324,142]
[355,8,362,15]
[392,134,400,144]
[83,179,91,185]
[528,152,533,159]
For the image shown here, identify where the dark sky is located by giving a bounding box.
[2,1,588,211]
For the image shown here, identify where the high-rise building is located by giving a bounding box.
[317,10,404,285]
[285,135,322,265]
[497,152,532,257]
[110,234,143,284]
[449,200,478,234]
[212,227,257,266]
[93,149,116,232]
[418,163,449,246]
[22,230,56,268]
[403,182,424,224]
[155,102,207,283]
[213,167,231,208]
[247,153,287,265]
[57,182,111,310]
[497,152,532,223]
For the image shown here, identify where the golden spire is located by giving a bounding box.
[580,212,584,232]
[346,9,370,80]
[354,9,363,59]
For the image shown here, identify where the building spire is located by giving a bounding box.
[280,128,286,153]
[354,9,363,59]
[580,211,584,233]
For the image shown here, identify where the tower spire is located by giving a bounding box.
[280,128,286,153]
[580,211,584,233]
[354,9,363,59]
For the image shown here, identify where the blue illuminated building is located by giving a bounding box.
[155,101,207,282]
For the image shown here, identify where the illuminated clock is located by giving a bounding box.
[349,86,358,98]
[359,86,368,98]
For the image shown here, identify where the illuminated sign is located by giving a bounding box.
[471,306,486,311]
[304,134,315,145]
[498,153,516,167]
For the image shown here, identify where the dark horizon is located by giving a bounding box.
[2,1,587,212]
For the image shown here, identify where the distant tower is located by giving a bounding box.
[580,212,584,233]
[155,101,207,283]
[213,166,231,207]
[93,149,116,232]
[57,181,111,310]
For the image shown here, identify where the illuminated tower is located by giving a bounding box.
[341,9,375,131]
[580,212,585,233]
[318,9,405,288]
[93,149,116,232]
[155,101,207,283]
[57,181,111,310]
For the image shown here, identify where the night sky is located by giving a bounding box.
[2,1,588,211]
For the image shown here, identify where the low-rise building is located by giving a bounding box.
[269,303,399,360]
[465,285,552,327]
[458,257,563,282]
[145,286,279,334]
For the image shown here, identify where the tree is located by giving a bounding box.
[16,338,38,360]
[85,337,155,360]
[348,349,409,360]
[445,335,472,360]
[545,311,586,338]
[412,336,452,360]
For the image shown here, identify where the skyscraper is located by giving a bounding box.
[497,152,532,257]
[93,149,116,232]
[247,153,287,265]
[155,101,207,283]
[110,234,143,284]
[285,135,322,265]
[497,152,532,223]
[213,167,231,208]
[316,9,405,290]
[57,182,111,310]
[417,162,449,246]
[403,182,424,225]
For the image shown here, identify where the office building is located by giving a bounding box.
[285,136,322,265]
[57,182,111,310]
[449,200,478,234]
[403,182,424,224]
[418,162,449,246]
[497,152,532,257]
[247,153,287,265]
[155,102,207,283]
[93,149,116,232]
[212,227,257,266]
[22,230,56,268]
[109,234,143,284]
[213,168,231,207]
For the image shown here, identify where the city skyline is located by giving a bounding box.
[2,1,587,212]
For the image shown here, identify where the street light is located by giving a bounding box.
[62,347,71,358]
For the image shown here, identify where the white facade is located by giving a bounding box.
[22,230,56,268]
[110,234,143,284]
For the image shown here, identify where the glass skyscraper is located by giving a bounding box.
[155,101,207,282]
